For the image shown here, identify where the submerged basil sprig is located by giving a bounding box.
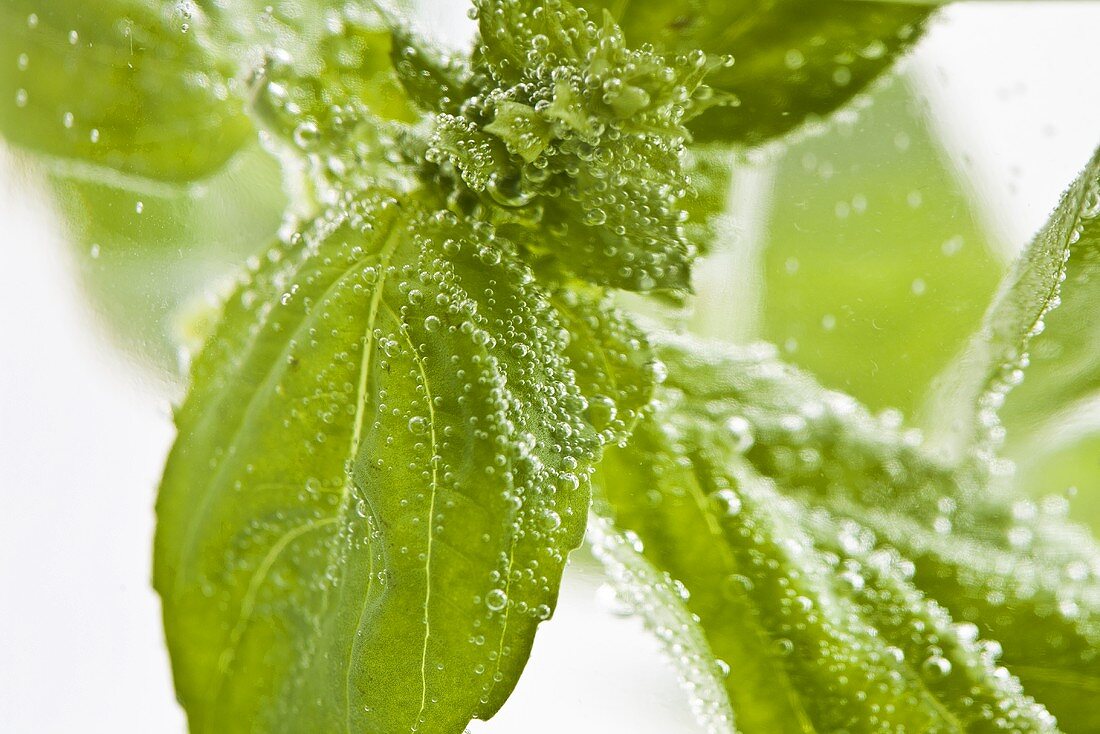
[4,0,1100,732]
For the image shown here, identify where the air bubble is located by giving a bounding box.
[485,588,508,611]
[921,655,952,678]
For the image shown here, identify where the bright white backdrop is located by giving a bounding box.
[2,3,1100,732]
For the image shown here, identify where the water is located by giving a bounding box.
[4,2,1100,732]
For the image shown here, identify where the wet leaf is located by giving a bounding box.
[595,373,1058,732]
[552,287,658,446]
[635,332,1100,732]
[996,156,1100,452]
[0,0,251,182]
[925,147,1100,458]
[154,191,602,733]
[576,0,931,145]
[587,512,737,734]
[826,499,1100,734]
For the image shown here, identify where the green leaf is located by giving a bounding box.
[640,332,1100,731]
[153,191,602,733]
[248,14,421,135]
[577,0,931,145]
[997,159,1100,448]
[587,512,736,733]
[654,333,973,526]
[821,499,1100,733]
[551,287,659,446]
[419,0,713,292]
[595,381,1058,732]
[755,78,1003,415]
[0,0,252,182]
[681,145,738,259]
[925,147,1100,458]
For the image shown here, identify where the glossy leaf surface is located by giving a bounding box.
[617,333,1100,732]
[998,157,1100,446]
[587,512,737,733]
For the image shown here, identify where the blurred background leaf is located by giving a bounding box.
[46,144,287,381]
[691,74,1004,416]
[0,0,251,182]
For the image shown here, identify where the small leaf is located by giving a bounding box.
[242,15,425,199]
[0,0,251,182]
[420,0,710,292]
[154,191,600,733]
[925,147,1100,458]
[997,159,1100,449]
[577,0,931,145]
[484,101,554,164]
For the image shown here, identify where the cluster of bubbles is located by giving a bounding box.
[596,381,1061,732]
[417,0,730,292]
[551,286,659,448]
[651,334,967,530]
[971,175,1100,475]
[162,180,650,729]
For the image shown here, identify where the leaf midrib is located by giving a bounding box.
[170,231,395,601]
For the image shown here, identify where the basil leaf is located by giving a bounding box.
[654,333,970,526]
[587,512,736,733]
[647,332,1100,731]
[997,160,1100,446]
[993,151,1100,535]
[248,15,420,138]
[0,0,251,182]
[821,500,1100,733]
[757,79,1002,415]
[576,0,930,145]
[595,387,1057,732]
[154,191,600,733]
[926,147,1100,458]
[552,288,659,446]
[423,0,711,292]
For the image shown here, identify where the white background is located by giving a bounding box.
[3,2,1100,731]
